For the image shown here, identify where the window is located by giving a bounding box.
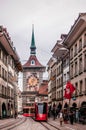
[75,61,78,76]
[74,43,77,56]
[70,48,73,59]
[0,65,1,77]
[80,80,83,94]
[75,82,78,95]
[84,54,86,71]
[31,60,35,65]
[85,78,86,92]
[0,49,1,59]
[63,74,66,83]
[79,38,82,51]
[84,33,86,47]
[70,64,73,78]
[79,57,83,73]
[67,72,69,81]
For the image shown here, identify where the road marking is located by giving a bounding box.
[65,126,76,130]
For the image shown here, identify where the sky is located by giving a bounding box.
[0,0,86,90]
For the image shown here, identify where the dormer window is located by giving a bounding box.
[31,60,35,65]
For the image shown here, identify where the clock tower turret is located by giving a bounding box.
[22,25,46,106]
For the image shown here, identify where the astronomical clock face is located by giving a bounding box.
[28,75,38,87]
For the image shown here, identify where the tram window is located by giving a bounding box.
[31,108,35,113]
[38,103,47,114]
[23,109,29,113]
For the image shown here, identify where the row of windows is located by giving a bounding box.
[0,65,7,80]
[70,53,86,78]
[74,78,86,96]
[57,76,63,88]
[63,72,69,84]
[57,89,62,99]
[0,85,14,98]
[0,48,15,69]
[70,33,86,59]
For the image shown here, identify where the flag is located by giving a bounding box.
[64,81,76,99]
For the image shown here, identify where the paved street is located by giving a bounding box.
[0,116,86,130]
[48,118,86,130]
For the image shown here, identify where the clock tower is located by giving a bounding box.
[22,25,46,107]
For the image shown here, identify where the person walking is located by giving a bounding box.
[52,103,56,120]
[14,111,17,119]
[59,111,63,126]
[69,111,74,125]
[63,111,68,124]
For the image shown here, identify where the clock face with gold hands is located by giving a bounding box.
[28,75,38,86]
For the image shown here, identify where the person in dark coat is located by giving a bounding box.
[14,111,17,119]
[63,111,68,124]
[52,104,56,120]
[69,111,74,125]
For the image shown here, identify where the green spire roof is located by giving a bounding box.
[30,24,36,55]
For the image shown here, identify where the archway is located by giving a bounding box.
[72,102,77,108]
[81,101,86,107]
[2,103,7,118]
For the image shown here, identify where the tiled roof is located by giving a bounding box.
[23,55,45,68]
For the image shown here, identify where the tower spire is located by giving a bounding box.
[30,24,36,55]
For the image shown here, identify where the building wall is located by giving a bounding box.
[0,26,21,118]
[70,29,86,108]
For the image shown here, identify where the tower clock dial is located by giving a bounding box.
[28,75,38,86]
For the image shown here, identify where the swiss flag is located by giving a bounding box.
[64,81,75,99]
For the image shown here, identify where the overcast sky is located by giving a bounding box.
[0,0,86,89]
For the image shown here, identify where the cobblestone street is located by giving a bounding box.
[0,116,85,130]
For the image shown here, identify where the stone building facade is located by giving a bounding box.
[63,13,86,108]
[0,26,22,118]
[47,13,86,109]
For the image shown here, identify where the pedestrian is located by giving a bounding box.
[52,106,56,120]
[14,111,17,119]
[52,103,56,120]
[63,111,68,124]
[75,110,79,123]
[69,111,74,125]
[59,111,63,126]
[48,105,51,118]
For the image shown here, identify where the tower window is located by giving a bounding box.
[31,60,35,65]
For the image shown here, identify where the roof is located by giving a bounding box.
[30,24,36,55]
[23,55,45,69]
[63,13,86,46]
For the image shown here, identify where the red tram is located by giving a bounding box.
[23,106,35,117]
[35,102,47,121]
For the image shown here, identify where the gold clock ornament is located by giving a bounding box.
[28,75,38,86]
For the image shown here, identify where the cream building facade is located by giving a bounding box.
[63,13,86,108]
[47,13,86,110]
[0,26,22,118]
